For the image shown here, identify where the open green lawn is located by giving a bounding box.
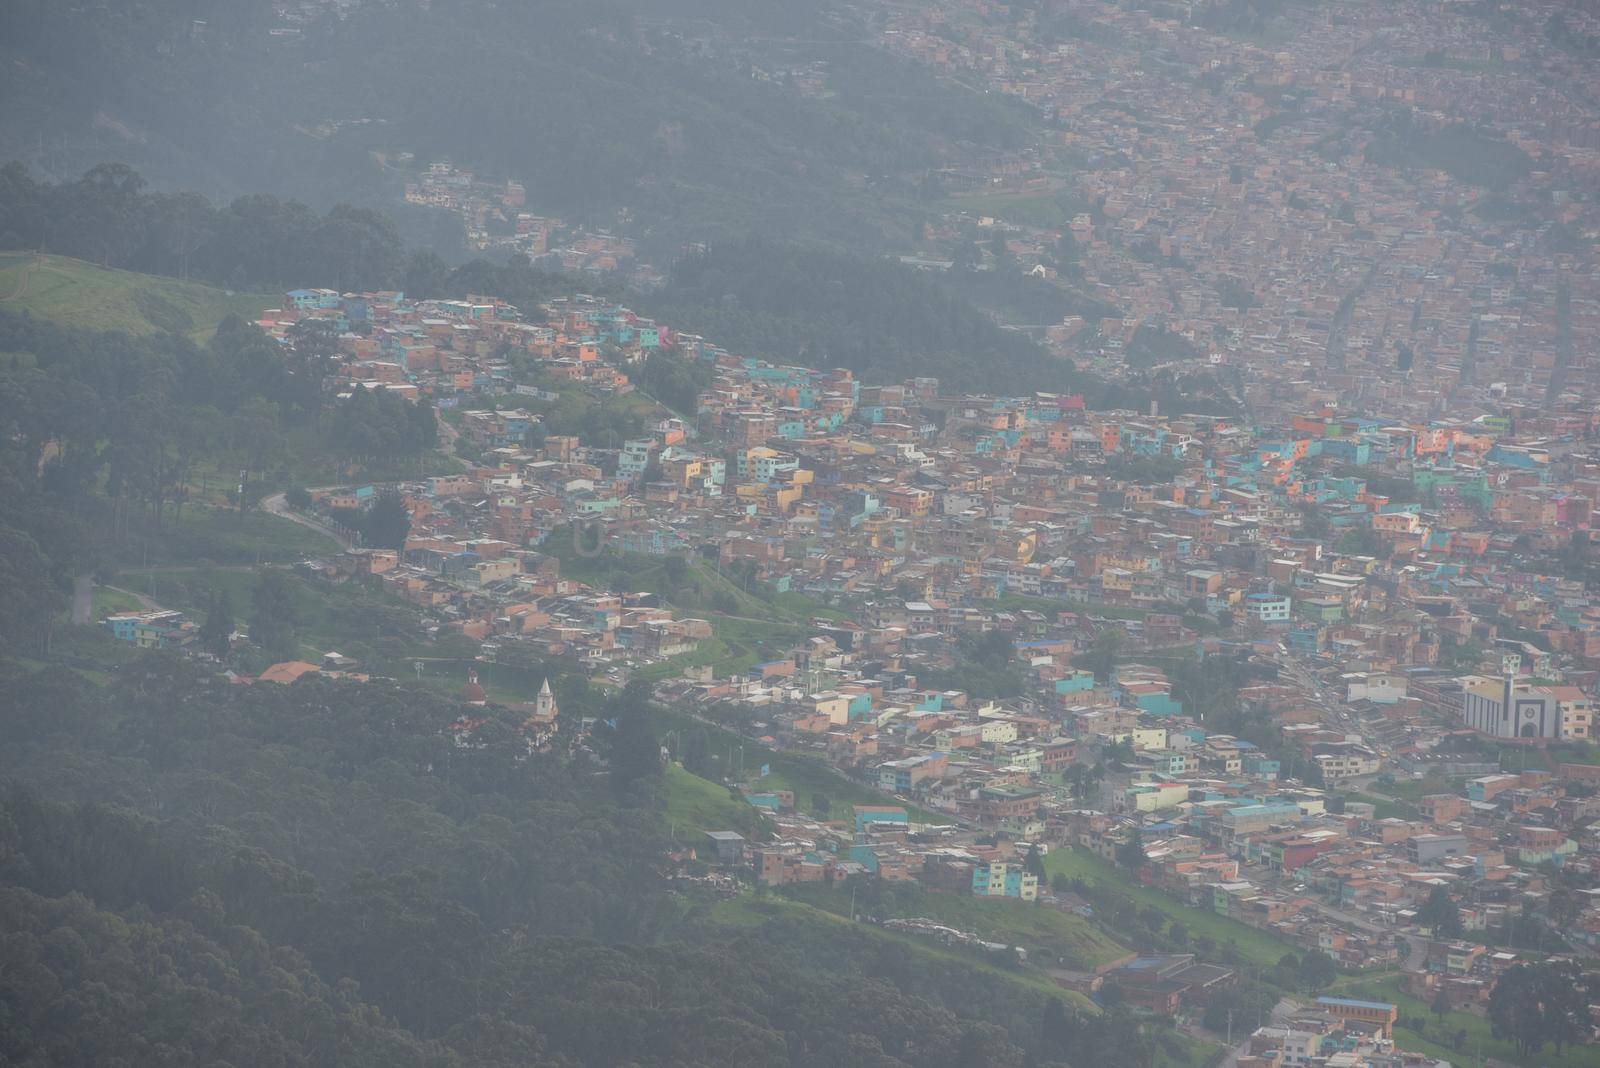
[1329,974,1597,1068]
[401,656,563,703]
[1341,791,1418,821]
[755,750,949,825]
[123,506,339,568]
[1511,740,1600,769]
[784,882,1130,970]
[699,895,1221,1066]
[637,615,813,683]
[117,564,439,670]
[546,531,848,686]
[661,711,949,824]
[0,253,272,341]
[942,190,1072,229]
[1044,847,1299,969]
[663,763,760,840]
[547,531,837,625]
[704,895,1100,1011]
[89,586,144,618]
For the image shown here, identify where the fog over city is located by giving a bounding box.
[1,2,1599,1066]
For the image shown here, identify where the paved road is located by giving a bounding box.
[261,490,354,550]
[71,575,92,624]
[1301,899,1440,968]
[1300,898,1389,938]
[104,585,163,612]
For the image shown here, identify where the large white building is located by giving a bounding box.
[1459,675,1561,740]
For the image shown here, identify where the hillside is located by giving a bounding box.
[0,252,271,340]
[641,240,1080,394]
[0,1,1035,249]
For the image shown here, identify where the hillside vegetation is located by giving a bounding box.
[0,0,1032,248]
[0,252,271,340]
[0,658,1200,1067]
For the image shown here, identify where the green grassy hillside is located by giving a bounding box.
[783,882,1131,971]
[1044,846,1300,968]
[0,253,272,340]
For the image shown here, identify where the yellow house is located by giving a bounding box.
[1101,567,1134,594]
[1113,726,1168,750]
[811,692,852,725]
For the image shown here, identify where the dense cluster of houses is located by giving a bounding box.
[869,0,1599,428]
[96,267,1596,1065]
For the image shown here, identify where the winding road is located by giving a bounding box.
[260,489,354,550]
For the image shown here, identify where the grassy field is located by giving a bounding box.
[636,615,812,683]
[757,749,949,824]
[661,710,949,824]
[942,190,1073,228]
[1043,847,1299,969]
[117,564,439,669]
[548,531,848,686]
[701,895,1222,1066]
[784,882,1130,970]
[89,586,144,618]
[663,763,760,839]
[1500,740,1600,770]
[1327,973,1597,1068]
[0,253,272,341]
[122,506,339,568]
[1341,791,1418,821]
[704,894,1100,1010]
[547,528,845,622]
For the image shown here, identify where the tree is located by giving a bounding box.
[1431,988,1452,1022]
[1115,829,1147,871]
[1486,961,1597,1056]
[1548,886,1581,927]
[609,680,661,795]
[403,249,451,300]
[231,396,286,506]
[362,489,411,550]
[249,568,298,662]
[1417,885,1462,938]
[0,524,66,653]
[199,587,234,658]
[1296,950,1336,990]
[989,228,1010,267]
[1023,844,1047,884]
[1488,963,1557,1057]
[1078,629,1122,684]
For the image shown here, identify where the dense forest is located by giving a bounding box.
[641,239,1080,394]
[0,165,1243,413]
[0,306,434,649]
[0,659,1169,1067]
[0,162,406,292]
[0,0,1034,248]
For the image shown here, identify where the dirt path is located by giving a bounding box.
[260,489,354,550]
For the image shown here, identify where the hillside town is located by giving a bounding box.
[96,273,1600,1064]
[869,0,1600,417]
[15,0,1600,1065]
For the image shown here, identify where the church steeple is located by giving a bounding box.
[535,677,558,721]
